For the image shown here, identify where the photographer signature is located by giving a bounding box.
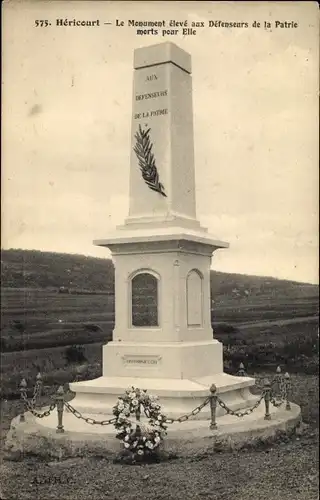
[31,475,74,485]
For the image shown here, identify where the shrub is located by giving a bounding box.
[212,323,239,335]
[11,320,25,332]
[83,323,102,333]
[282,332,319,359]
[0,337,8,352]
[64,345,87,364]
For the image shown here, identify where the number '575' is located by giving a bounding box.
[35,20,49,27]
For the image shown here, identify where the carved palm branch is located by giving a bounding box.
[133,124,167,197]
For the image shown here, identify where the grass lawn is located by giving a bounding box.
[0,373,318,500]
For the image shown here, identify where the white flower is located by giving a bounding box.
[124,435,129,442]
[132,399,139,406]
[132,440,138,448]
[125,426,131,433]
[142,437,146,441]
[129,392,136,399]
[154,436,161,444]
[157,415,162,421]
[124,443,130,448]
[137,449,144,455]
[145,441,154,449]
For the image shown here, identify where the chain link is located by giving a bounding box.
[216,393,265,417]
[21,389,36,411]
[270,397,284,408]
[64,402,117,426]
[271,374,287,398]
[21,381,42,411]
[21,388,56,418]
[28,403,56,419]
[21,386,36,410]
[165,397,211,424]
[270,374,286,407]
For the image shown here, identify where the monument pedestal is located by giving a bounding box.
[69,224,257,419]
[69,372,257,419]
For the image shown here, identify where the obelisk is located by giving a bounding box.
[124,41,199,229]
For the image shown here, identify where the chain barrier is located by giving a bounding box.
[29,381,40,409]
[64,402,117,426]
[164,397,211,424]
[22,380,41,410]
[20,389,56,418]
[270,397,284,408]
[269,368,287,407]
[65,396,211,427]
[270,381,286,408]
[18,365,292,436]
[29,403,56,419]
[216,392,265,417]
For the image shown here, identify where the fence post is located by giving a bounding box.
[209,384,218,430]
[274,366,282,397]
[36,372,43,409]
[19,378,27,422]
[56,386,65,433]
[284,373,291,411]
[238,362,246,377]
[264,379,271,420]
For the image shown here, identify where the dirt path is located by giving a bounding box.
[238,315,319,329]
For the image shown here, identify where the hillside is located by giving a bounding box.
[1,248,318,300]
[1,249,114,292]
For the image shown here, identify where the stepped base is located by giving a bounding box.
[4,402,302,460]
[68,373,256,418]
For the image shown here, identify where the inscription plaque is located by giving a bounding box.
[131,272,158,327]
[123,355,162,367]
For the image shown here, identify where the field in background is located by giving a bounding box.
[1,287,318,399]
[1,287,318,349]
[1,249,319,399]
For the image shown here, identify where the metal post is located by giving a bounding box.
[209,384,218,430]
[36,372,43,410]
[275,366,282,398]
[56,386,65,433]
[238,362,246,377]
[19,378,27,422]
[284,372,291,411]
[264,379,271,420]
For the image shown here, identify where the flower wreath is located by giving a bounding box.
[112,387,167,458]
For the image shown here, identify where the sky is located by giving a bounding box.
[2,1,319,284]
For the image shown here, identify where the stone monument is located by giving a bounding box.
[68,41,257,418]
[5,42,301,458]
